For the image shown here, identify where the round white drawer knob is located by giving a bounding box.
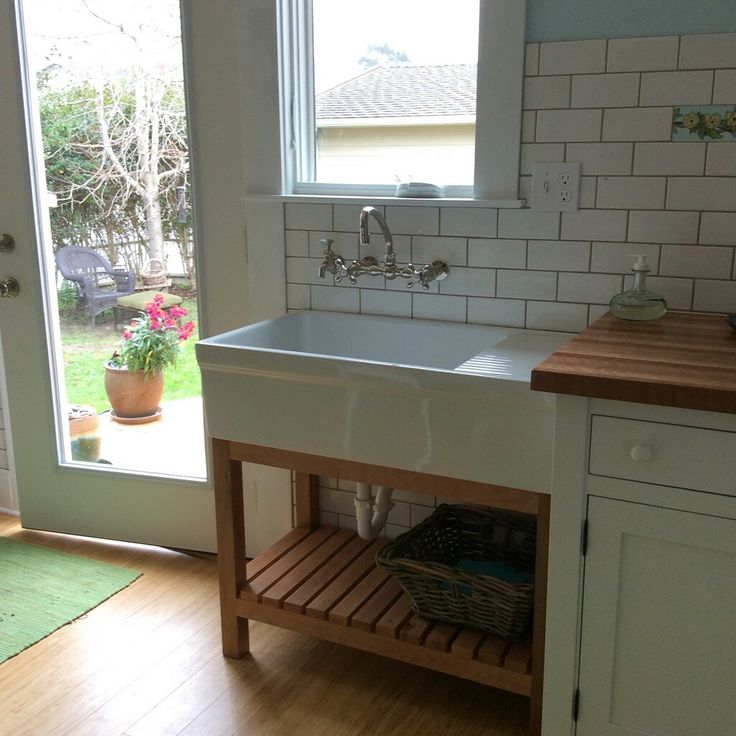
[630,445,652,463]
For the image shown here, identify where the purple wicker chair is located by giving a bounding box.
[55,246,136,326]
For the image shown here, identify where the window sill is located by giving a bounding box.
[255,194,526,209]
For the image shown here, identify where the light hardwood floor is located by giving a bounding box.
[0,513,528,736]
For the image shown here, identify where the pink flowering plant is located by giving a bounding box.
[109,294,196,376]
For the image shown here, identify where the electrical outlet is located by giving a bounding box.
[531,162,581,212]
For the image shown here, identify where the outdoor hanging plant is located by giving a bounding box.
[105,295,195,422]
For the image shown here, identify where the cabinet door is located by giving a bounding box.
[577,496,736,736]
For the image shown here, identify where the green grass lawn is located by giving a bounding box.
[61,298,201,414]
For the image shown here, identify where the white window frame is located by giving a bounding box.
[278,0,526,201]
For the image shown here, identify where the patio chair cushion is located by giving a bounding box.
[116,290,183,312]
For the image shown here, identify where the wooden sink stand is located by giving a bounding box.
[212,438,550,736]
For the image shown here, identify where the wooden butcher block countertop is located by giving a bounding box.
[530,311,736,414]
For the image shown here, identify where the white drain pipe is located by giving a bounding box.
[355,483,394,539]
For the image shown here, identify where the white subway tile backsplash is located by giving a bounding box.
[667,177,736,212]
[596,176,667,210]
[467,298,526,328]
[705,144,736,176]
[523,75,571,110]
[579,177,598,208]
[440,207,497,237]
[660,244,733,279]
[412,236,467,266]
[639,70,713,106]
[713,70,736,104]
[284,202,332,230]
[566,143,634,175]
[385,206,439,235]
[628,211,700,244]
[468,239,527,269]
[412,293,467,322]
[520,143,566,175]
[528,240,590,272]
[607,36,679,73]
[633,142,706,176]
[309,231,359,259]
[440,267,495,297]
[536,109,603,143]
[558,272,623,304]
[539,40,607,76]
[522,111,537,143]
[497,270,557,300]
[699,212,736,245]
[360,289,412,318]
[285,230,309,256]
[498,209,560,240]
[571,73,639,108]
[561,209,628,241]
[310,284,360,313]
[591,242,661,273]
[526,301,588,332]
[679,33,736,70]
[692,279,736,312]
[602,107,673,141]
[333,203,384,233]
[648,275,690,304]
[286,256,321,285]
[588,305,610,323]
[525,43,540,76]
[286,283,310,310]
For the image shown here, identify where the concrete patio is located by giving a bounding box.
[79,396,207,478]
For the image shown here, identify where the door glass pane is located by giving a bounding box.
[312,0,480,185]
[23,0,205,479]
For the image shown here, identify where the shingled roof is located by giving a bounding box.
[315,64,476,123]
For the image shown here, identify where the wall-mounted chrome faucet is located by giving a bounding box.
[318,206,449,289]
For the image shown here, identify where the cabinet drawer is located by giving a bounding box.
[589,415,736,495]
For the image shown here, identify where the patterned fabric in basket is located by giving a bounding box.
[376,503,536,639]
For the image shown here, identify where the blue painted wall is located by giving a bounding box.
[527,1,736,42]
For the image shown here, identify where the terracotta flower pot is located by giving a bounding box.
[104,362,164,423]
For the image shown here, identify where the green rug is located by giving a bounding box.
[0,537,141,664]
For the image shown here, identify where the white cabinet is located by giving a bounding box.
[541,398,736,736]
[577,496,736,736]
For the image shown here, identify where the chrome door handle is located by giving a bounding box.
[0,278,20,297]
[0,234,15,253]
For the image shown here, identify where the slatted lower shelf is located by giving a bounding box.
[236,526,533,697]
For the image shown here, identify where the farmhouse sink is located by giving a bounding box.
[196,311,570,492]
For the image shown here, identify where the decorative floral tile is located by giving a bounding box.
[673,105,736,141]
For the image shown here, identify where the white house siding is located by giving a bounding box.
[317,124,475,185]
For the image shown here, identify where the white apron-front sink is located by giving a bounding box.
[196,311,570,492]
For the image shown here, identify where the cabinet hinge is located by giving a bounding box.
[581,519,589,556]
[573,688,580,721]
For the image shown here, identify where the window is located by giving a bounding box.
[279,0,526,200]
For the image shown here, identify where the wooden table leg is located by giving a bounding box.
[294,472,319,530]
[212,437,250,657]
[529,493,550,736]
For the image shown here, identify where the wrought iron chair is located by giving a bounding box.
[55,246,136,326]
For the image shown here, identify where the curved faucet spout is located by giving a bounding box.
[359,206,396,266]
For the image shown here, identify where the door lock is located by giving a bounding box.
[0,278,20,297]
[0,234,15,253]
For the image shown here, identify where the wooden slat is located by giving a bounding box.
[241,526,338,602]
[260,530,355,608]
[328,566,391,626]
[450,628,486,660]
[294,472,319,530]
[245,527,311,580]
[424,621,461,652]
[305,538,386,619]
[476,635,511,666]
[399,614,434,645]
[504,641,532,674]
[374,594,415,638]
[350,575,403,632]
[283,534,373,614]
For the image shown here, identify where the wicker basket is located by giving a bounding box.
[376,504,536,639]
